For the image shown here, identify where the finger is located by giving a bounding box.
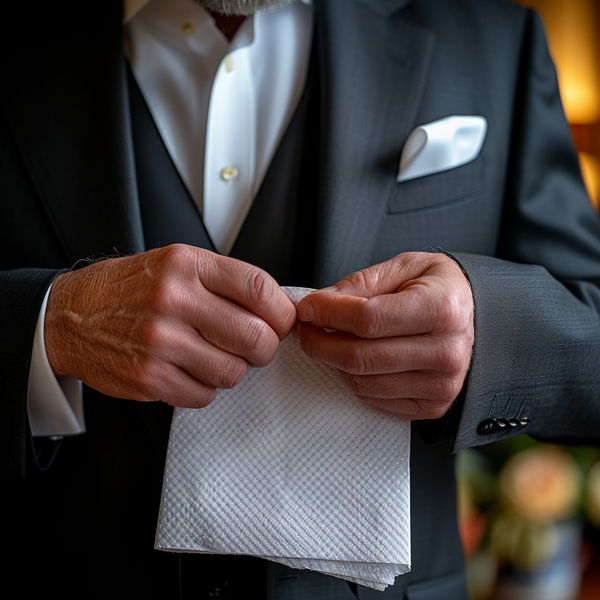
[296,252,471,337]
[169,327,250,388]
[152,368,218,409]
[300,322,469,375]
[338,369,463,409]
[124,358,219,409]
[181,292,281,367]
[140,248,287,366]
[355,395,453,421]
[327,252,447,297]
[86,316,248,404]
[195,252,296,338]
[297,288,448,338]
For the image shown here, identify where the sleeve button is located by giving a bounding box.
[477,418,498,435]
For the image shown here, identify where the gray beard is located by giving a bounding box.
[197,0,292,16]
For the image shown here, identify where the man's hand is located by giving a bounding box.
[45,244,296,408]
[296,252,474,420]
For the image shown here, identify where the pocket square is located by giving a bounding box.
[396,115,487,182]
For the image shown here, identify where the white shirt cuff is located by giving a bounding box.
[27,285,86,437]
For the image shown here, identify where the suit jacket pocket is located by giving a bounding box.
[388,156,483,214]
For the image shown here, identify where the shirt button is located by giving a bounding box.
[181,20,195,36]
[220,166,239,181]
[225,57,234,72]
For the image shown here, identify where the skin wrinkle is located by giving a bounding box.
[46,228,472,417]
[297,252,474,420]
[160,289,252,384]
[45,245,296,408]
[358,298,387,340]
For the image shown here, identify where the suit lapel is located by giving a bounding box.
[1,0,144,264]
[314,0,435,286]
[3,0,434,284]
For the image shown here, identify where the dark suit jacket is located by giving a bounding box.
[2,0,600,598]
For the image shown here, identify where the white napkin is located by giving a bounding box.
[397,115,487,182]
[155,287,411,591]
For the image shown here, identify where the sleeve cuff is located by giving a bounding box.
[27,284,86,437]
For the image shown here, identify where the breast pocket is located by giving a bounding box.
[388,156,483,215]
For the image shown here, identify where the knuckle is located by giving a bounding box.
[341,372,373,397]
[245,268,276,308]
[218,358,248,389]
[147,278,181,316]
[354,302,384,339]
[341,344,374,375]
[431,376,461,404]
[161,243,193,267]
[345,269,369,289]
[435,293,465,331]
[434,346,462,373]
[344,268,379,296]
[193,387,218,408]
[135,362,166,401]
[434,338,472,373]
[240,317,275,363]
[245,317,271,350]
[139,320,170,352]
[406,285,433,326]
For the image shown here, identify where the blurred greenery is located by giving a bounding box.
[457,438,600,600]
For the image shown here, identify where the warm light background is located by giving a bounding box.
[512,0,600,208]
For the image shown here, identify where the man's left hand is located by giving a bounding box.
[296,252,474,420]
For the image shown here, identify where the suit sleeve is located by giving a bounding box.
[0,269,63,476]
[418,10,600,452]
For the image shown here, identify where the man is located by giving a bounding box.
[2,0,600,598]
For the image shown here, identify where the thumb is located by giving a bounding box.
[295,284,339,323]
[295,253,444,325]
[294,266,387,325]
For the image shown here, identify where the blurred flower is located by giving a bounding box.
[499,446,582,523]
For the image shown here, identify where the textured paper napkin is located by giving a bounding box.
[155,287,411,590]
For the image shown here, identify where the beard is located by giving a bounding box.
[197,0,293,16]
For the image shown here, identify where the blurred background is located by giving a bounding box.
[517,0,600,208]
[458,2,600,599]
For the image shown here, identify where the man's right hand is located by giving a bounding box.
[44,244,296,408]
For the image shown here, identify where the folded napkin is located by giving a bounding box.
[155,287,411,590]
[397,115,487,182]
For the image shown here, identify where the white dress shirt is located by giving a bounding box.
[126,0,313,254]
[27,0,313,437]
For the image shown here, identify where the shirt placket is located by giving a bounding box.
[204,47,256,255]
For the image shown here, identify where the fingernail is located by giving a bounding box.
[296,300,314,322]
